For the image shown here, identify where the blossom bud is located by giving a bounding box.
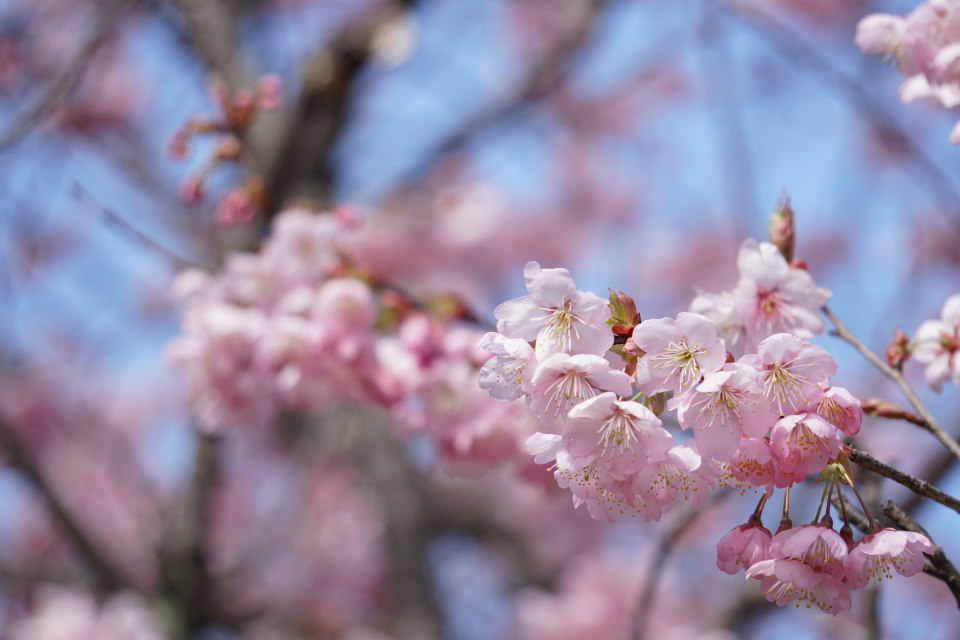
[860,398,923,425]
[768,195,795,262]
[607,289,640,331]
[214,135,242,161]
[179,175,204,205]
[886,327,910,369]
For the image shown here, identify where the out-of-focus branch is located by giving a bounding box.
[159,430,221,639]
[849,447,960,515]
[881,500,960,608]
[823,306,960,461]
[0,419,131,592]
[73,184,206,270]
[0,0,138,152]
[725,4,960,231]
[326,406,441,639]
[631,504,712,640]
[394,0,613,190]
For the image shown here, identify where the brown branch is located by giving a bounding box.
[159,430,222,639]
[823,306,960,461]
[881,500,960,608]
[73,184,207,270]
[849,447,960,516]
[392,0,614,192]
[0,419,131,592]
[0,0,138,152]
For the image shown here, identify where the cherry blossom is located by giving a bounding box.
[811,386,862,436]
[716,519,772,575]
[494,261,613,358]
[911,293,960,391]
[526,353,633,430]
[632,312,726,395]
[846,528,934,588]
[746,557,851,614]
[740,333,837,415]
[673,363,779,461]
[732,239,831,349]
[770,413,843,482]
[477,332,537,401]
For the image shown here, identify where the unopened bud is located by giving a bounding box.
[214,135,242,161]
[622,337,645,358]
[886,328,910,369]
[861,398,923,425]
[607,289,640,329]
[769,194,795,262]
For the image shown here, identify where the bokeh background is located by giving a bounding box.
[0,0,959,638]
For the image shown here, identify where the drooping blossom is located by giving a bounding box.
[732,239,831,349]
[526,353,633,430]
[724,437,782,489]
[746,557,851,614]
[811,386,862,436]
[716,519,772,575]
[629,445,717,522]
[494,261,612,358]
[673,363,779,461]
[770,413,843,482]
[740,333,836,415]
[746,523,852,614]
[632,312,726,395]
[911,293,960,391]
[846,528,935,589]
[563,392,674,479]
[477,332,537,401]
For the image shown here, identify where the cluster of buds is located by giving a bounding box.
[718,463,933,614]
[169,74,283,225]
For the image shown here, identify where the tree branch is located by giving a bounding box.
[0,419,131,592]
[823,305,960,461]
[848,447,960,516]
[0,0,138,152]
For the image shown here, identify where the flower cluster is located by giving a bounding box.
[167,207,536,471]
[856,1,960,143]
[479,235,935,610]
[479,243,858,522]
[719,516,934,614]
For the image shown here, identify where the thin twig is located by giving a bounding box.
[0,419,131,592]
[823,305,960,461]
[0,0,138,152]
[881,500,960,608]
[73,184,207,270]
[849,447,960,516]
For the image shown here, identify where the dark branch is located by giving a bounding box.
[0,0,138,152]
[0,419,131,592]
[849,447,960,516]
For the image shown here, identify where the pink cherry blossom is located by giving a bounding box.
[732,239,831,349]
[846,528,935,589]
[771,524,849,579]
[770,413,843,482]
[855,14,906,57]
[495,261,613,358]
[527,353,633,430]
[630,445,717,522]
[632,312,726,395]
[812,386,862,436]
[674,363,779,461]
[912,293,960,392]
[725,437,782,489]
[563,392,674,479]
[740,333,837,415]
[746,558,851,614]
[477,332,537,401]
[716,519,772,575]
